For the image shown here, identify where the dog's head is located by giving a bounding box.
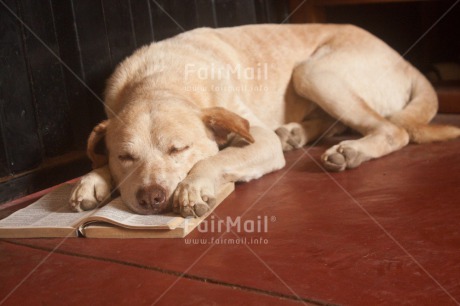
[87,98,253,214]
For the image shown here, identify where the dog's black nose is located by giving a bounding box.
[136,184,167,213]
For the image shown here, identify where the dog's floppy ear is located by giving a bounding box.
[201,107,255,145]
[87,120,109,169]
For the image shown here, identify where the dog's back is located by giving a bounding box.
[105,24,459,142]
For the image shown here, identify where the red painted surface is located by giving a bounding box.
[1,115,459,305]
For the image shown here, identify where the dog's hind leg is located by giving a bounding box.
[275,109,347,151]
[292,61,410,171]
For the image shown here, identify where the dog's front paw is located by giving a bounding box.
[275,123,305,151]
[69,168,112,212]
[173,176,216,218]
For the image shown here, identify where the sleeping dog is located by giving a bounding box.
[69,24,460,217]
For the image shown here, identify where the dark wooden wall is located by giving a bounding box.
[0,0,290,204]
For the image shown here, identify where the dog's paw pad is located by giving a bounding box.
[275,124,304,151]
[69,172,112,212]
[69,187,100,212]
[194,202,210,217]
[322,145,367,171]
[323,152,347,171]
[174,177,216,218]
[70,198,99,212]
[180,205,196,218]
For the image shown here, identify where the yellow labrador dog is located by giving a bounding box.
[69,24,460,217]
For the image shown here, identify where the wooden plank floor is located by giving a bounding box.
[1,115,459,305]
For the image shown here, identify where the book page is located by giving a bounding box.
[0,181,235,238]
[82,182,235,238]
[84,197,183,229]
[0,184,87,230]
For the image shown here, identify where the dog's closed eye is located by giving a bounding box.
[168,145,190,155]
[118,153,138,163]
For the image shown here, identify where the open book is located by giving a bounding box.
[0,183,234,238]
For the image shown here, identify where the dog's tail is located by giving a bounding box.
[388,70,460,144]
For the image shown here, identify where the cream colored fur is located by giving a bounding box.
[69,24,460,216]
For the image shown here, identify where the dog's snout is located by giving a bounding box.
[136,184,167,214]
